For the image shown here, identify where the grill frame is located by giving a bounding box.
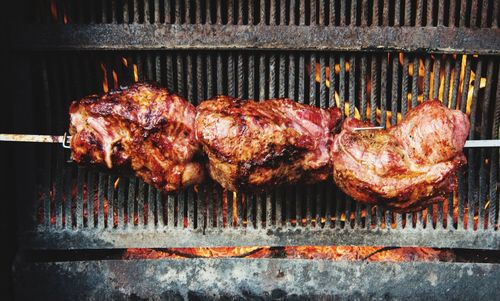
[5,1,500,299]
[13,258,500,300]
[7,0,500,252]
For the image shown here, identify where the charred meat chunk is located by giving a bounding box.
[69,82,204,192]
[331,100,470,212]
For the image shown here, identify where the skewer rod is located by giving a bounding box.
[0,134,499,147]
[0,134,66,143]
[0,133,72,148]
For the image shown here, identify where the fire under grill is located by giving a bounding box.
[5,0,500,299]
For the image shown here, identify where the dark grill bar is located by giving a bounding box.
[28,0,500,28]
[11,25,500,54]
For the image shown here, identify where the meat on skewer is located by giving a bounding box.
[69,83,205,192]
[331,100,470,212]
[195,96,343,191]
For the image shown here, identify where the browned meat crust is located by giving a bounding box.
[69,82,204,192]
[331,100,470,212]
[195,96,342,191]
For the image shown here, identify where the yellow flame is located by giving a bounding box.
[133,64,139,82]
[114,178,120,190]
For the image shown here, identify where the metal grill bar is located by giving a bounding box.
[11,24,500,54]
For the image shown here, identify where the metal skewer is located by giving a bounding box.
[0,132,498,148]
[0,133,72,148]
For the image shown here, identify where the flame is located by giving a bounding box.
[50,0,58,22]
[133,64,139,82]
[100,63,109,93]
[122,57,129,67]
[314,64,360,119]
[112,70,119,90]
[114,178,120,190]
[314,54,486,126]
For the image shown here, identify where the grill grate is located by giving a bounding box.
[30,0,499,28]
[18,50,500,249]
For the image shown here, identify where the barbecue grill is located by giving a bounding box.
[4,1,500,299]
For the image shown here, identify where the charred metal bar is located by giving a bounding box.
[349,55,356,117]
[270,53,276,98]
[450,55,463,109]
[117,176,125,228]
[426,0,433,26]
[391,53,399,125]
[265,193,272,228]
[360,55,367,120]
[206,53,214,98]
[298,54,304,103]
[258,54,265,99]
[470,0,478,28]
[106,175,115,228]
[370,55,379,124]
[306,186,313,226]
[53,150,64,228]
[97,173,105,229]
[10,25,500,54]
[86,171,96,228]
[423,56,431,100]
[340,0,346,26]
[279,53,286,98]
[309,53,316,105]
[380,54,388,127]
[328,54,335,107]
[339,55,346,116]
[491,74,500,228]
[256,193,263,229]
[137,179,145,227]
[468,60,482,230]
[401,53,409,116]
[275,188,283,227]
[319,55,326,108]
[478,59,495,229]
[127,177,136,227]
[75,167,85,229]
[432,55,441,99]
[296,185,303,227]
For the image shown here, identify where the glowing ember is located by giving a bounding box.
[124,247,271,259]
[123,246,454,262]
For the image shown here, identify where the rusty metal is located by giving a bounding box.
[14,259,500,300]
[9,24,500,54]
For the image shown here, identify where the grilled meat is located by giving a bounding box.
[69,83,204,192]
[195,96,342,191]
[331,100,470,212]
